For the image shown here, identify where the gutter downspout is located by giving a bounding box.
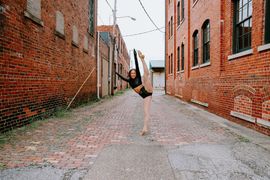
[164,0,167,93]
[97,31,100,99]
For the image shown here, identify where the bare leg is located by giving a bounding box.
[141,58,153,93]
[140,96,152,136]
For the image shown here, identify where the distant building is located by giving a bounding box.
[98,25,130,95]
[149,60,165,90]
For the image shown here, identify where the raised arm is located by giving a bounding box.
[116,72,129,82]
[133,49,141,78]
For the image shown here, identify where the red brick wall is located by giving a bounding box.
[98,25,130,92]
[165,0,270,135]
[0,0,97,132]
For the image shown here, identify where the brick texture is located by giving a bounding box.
[0,0,98,132]
[165,0,270,135]
[98,25,130,93]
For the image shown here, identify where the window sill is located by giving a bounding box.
[257,118,270,128]
[192,0,199,8]
[230,111,256,123]
[168,74,173,77]
[200,61,211,68]
[228,49,253,61]
[72,41,79,48]
[177,19,185,30]
[258,43,270,52]
[191,65,199,70]
[83,48,89,54]
[24,11,44,26]
[55,30,65,40]
[180,70,184,73]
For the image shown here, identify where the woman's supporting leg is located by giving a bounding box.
[141,58,153,93]
[141,96,152,135]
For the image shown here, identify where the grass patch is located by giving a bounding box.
[0,162,6,170]
[238,135,250,143]
[53,109,71,118]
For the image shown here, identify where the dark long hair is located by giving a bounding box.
[128,69,136,79]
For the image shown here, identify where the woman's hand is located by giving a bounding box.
[138,50,145,60]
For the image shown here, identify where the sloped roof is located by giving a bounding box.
[149,60,164,69]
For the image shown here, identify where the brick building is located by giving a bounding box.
[0,0,97,132]
[165,0,270,134]
[98,25,130,95]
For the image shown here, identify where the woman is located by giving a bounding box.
[116,49,153,136]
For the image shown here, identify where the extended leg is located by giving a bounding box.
[140,96,152,136]
[141,58,153,93]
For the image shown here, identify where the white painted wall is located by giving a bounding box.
[152,72,165,89]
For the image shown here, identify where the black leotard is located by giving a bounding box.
[116,49,152,99]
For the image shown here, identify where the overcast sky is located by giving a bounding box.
[98,0,165,68]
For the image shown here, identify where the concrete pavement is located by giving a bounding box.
[0,90,270,180]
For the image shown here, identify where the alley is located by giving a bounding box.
[0,90,270,180]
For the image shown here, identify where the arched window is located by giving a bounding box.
[193,30,199,66]
[181,0,185,21]
[265,0,270,44]
[181,43,185,70]
[177,46,180,71]
[177,2,180,26]
[168,21,171,37]
[202,20,210,63]
[168,55,171,74]
[170,16,173,37]
[171,53,173,74]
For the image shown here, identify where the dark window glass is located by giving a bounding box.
[168,55,171,74]
[181,0,185,20]
[89,0,95,35]
[193,31,199,66]
[181,44,185,70]
[171,53,173,73]
[177,47,180,71]
[171,16,173,36]
[202,20,210,63]
[234,0,252,53]
[168,21,171,37]
[177,2,180,25]
[265,0,270,44]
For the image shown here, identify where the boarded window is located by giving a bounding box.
[56,11,65,36]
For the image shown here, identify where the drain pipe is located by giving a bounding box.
[97,31,100,99]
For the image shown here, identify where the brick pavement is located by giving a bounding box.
[0,90,269,180]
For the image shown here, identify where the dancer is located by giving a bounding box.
[116,49,153,136]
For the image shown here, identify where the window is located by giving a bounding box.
[177,2,180,26]
[171,53,173,73]
[193,30,199,66]
[265,0,270,44]
[181,43,185,70]
[202,20,210,63]
[177,47,180,71]
[168,55,171,74]
[168,21,171,37]
[234,0,252,53]
[171,16,173,37]
[181,0,185,21]
[88,0,95,35]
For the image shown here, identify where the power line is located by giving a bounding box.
[137,0,164,33]
[123,26,165,37]
[104,0,113,11]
